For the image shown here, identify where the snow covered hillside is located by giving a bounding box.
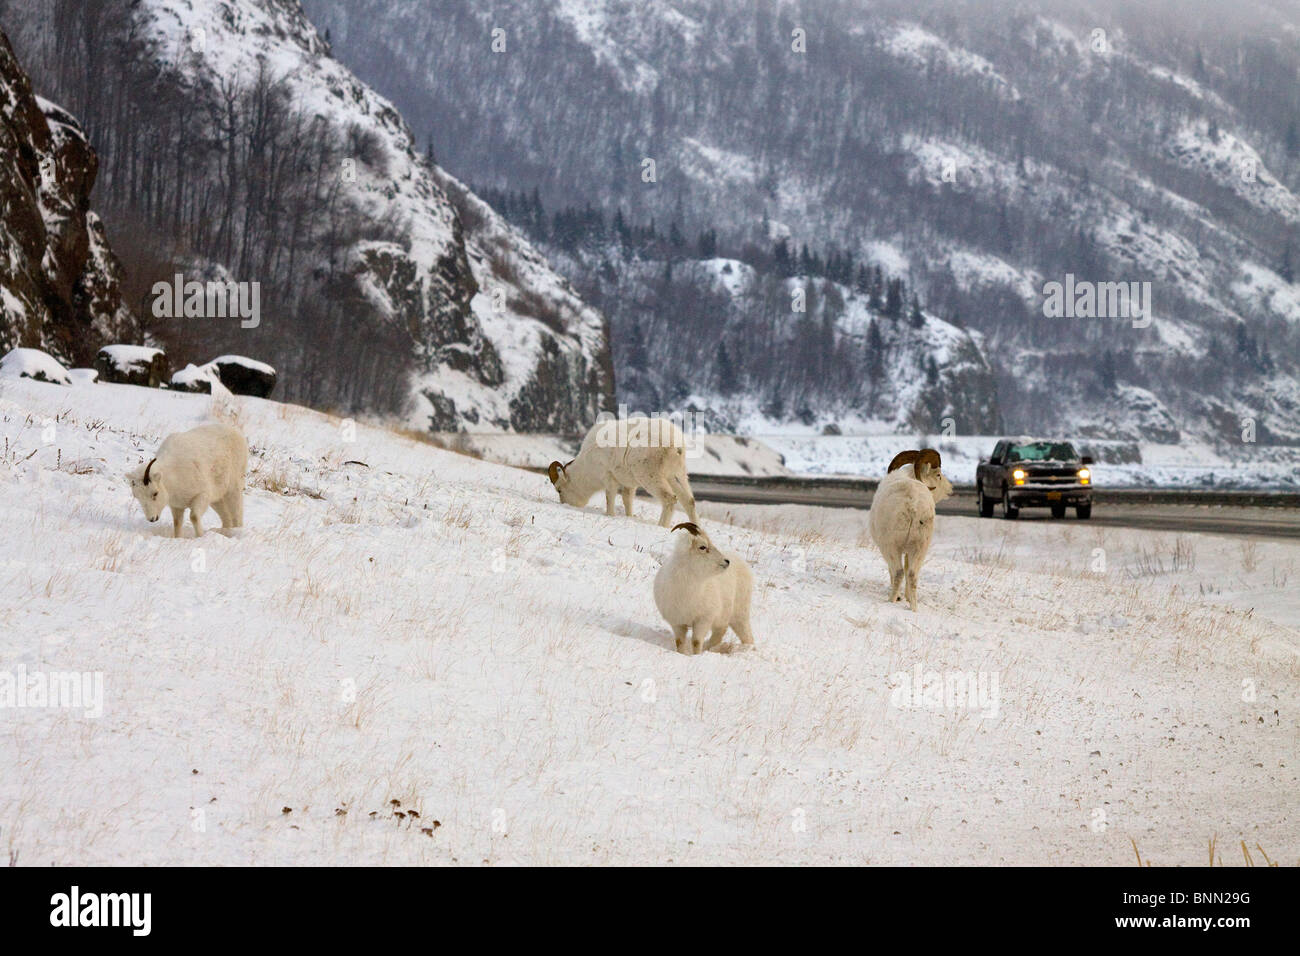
[313,0,1300,446]
[2,0,613,432]
[2,378,1296,864]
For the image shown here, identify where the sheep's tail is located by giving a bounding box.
[900,513,921,570]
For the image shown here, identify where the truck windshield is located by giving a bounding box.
[1007,441,1076,462]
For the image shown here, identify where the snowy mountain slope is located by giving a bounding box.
[584,254,1002,435]
[2,375,1297,864]
[310,0,1300,446]
[0,30,134,365]
[2,0,613,432]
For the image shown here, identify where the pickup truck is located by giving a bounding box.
[975,439,1093,519]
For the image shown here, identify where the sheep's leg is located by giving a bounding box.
[211,498,231,529]
[732,615,755,647]
[705,627,727,651]
[188,498,209,538]
[604,483,618,517]
[672,475,698,524]
[170,506,185,538]
[652,481,677,528]
[229,487,244,527]
[887,556,904,603]
[672,625,689,655]
[690,620,710,655]
[621,487,635,517]
[905,566,919,612]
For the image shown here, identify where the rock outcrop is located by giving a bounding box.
[0,29,134,366]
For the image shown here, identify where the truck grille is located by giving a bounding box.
[1024,468,1080,483]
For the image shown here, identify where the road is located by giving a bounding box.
[689,479,1300,540]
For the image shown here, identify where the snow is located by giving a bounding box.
[1,377,1295,864]
[882,24,1020,100]
[99,345,164,368]
[0,347,71,385]
[679,138,761,187]
[550,0,702,94]
[210,354,276,376]
[753,431,1300,489]
[1233,262,1300,325]
[862,240,911,277]
[944,249,1042,302]
[171,362,231,397]
[1167,121,1300,223]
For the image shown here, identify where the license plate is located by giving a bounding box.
[1047,492,1062,500]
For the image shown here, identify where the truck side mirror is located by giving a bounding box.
[1080,455,1094,465]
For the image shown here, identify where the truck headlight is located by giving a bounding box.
[1013,468,1026,485]
[1078,467,1090,485]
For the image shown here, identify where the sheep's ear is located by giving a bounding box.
[547,461,564,485]
[887,450,920,473]
[671,522,702,536]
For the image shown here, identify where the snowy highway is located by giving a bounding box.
[689,478,1300,540]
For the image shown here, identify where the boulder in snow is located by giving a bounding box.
[170,362,230,397]
[95,345,169,387]
[210,355,277,398]
[0,348,71,385]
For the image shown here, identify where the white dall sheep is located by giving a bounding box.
[868,448,953,611]
[549,417,698,528]
[654,522,755,655]
[128,423,248,537]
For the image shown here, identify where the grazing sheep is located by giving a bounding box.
[868,448,953,611]
[549,417,698,527]
[127,423,248,537]
[654,522,755,655]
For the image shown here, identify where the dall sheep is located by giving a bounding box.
[549,417,698,528]
[654,522,755,655]
[868,448,953,611]
[127,423,248,537]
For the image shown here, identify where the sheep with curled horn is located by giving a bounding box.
[868,447,953,611]
[653,522,755,655]
[547,416,698,527]
[126,422,248,537]
[887,449,921,473]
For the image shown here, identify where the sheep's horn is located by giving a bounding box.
[887,450,920,473]
[671,522,701,536]
[143,458,156,485]
[914,448,942,476]
[547,461,563,484]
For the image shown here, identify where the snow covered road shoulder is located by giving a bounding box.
[0,379,1296,865]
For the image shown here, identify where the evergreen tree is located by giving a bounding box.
[773,238,793,276]
[716,339,740,395]
[884,278,903,318]
[909,294,925,328]
[865,320,884,382]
